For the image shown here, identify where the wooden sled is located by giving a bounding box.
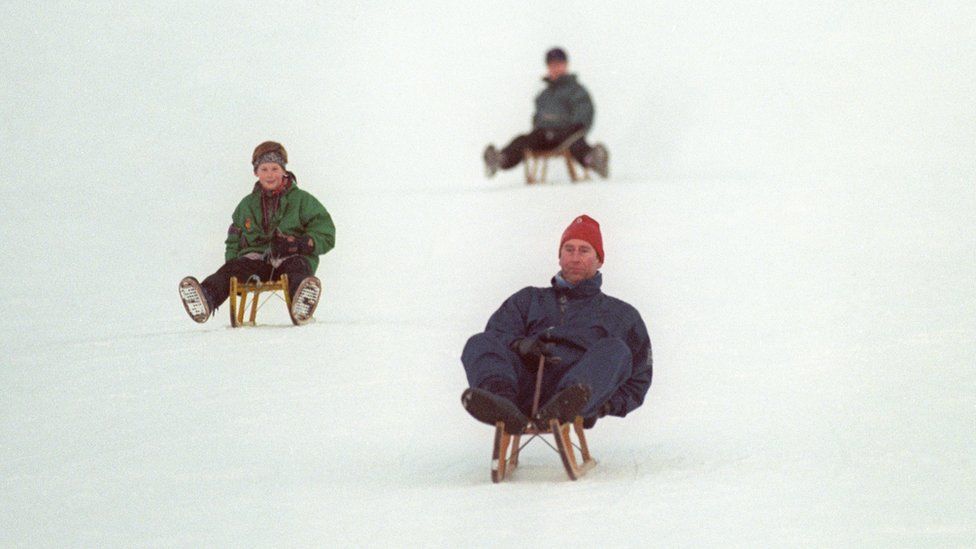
[228,275,291,327]
[490,357,597,482]
[492,416,596,482]
[523,130,590,184]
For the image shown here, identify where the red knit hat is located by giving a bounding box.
[560,214,604,262]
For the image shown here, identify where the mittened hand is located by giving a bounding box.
[513,336,561,365]
[272,233,315,256]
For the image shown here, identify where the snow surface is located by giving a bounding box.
[2,1,975,546]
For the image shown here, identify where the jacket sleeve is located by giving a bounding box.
[606,312,653,417]
[484,287,533,350]
[224,201,246,262]
[300,193,336,256]
[570,84,595,130]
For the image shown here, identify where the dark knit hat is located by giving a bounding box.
[545,47,568,64]
[560,214,604,262]
[252,141,288,169]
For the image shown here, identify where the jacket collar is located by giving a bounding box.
[551,271,602,298]
[252,171,298,197]
[542,73,577,87]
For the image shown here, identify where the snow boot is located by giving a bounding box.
[179,276,212,323]
[289,276,322,325]
[534,383,591,430]
[461,388,529,434]
[586,144,609,178]
[483,144,502,177]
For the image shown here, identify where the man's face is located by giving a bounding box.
[255,162,285,192]
[559,238,602,285]
[546,60,568,80]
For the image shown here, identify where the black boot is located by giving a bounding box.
[461,381,528,434]
[534,383,591,430]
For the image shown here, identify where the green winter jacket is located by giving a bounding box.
[532,74,595,131]
[224,175,336,273]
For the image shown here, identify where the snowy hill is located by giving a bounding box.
[2,2,974,546]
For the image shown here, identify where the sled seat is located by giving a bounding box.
[523,129,590,184]
[228,275,291,327]
[490,356,597,482]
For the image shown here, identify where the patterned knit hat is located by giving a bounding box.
[252,141,288,170]
[560,214,604,262]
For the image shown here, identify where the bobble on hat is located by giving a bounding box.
[560,214,604,262]
[252,141,288,169]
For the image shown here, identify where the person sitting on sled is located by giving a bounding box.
[179,141,336,325]
[483,47,609,178]
[460,215,651,432]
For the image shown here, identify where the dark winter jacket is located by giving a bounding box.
[224,173,336,273]
[483,273,652,417]
[532,74,595,132]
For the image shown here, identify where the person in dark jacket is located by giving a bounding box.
[461,215,651,433]
[179,141,336,325]
[483,47,609,179]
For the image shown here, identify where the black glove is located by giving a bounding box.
[272,233,315,256]
[512,335,561,365]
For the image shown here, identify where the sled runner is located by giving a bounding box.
[490,357,596,482]
[228,275,292,327]
[523,129,590,184]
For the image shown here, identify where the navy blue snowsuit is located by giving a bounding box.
[461,273,652,420]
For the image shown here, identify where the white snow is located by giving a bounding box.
[2,2,974,546]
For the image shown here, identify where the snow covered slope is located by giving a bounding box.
[2,2,974,546]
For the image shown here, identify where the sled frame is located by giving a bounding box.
[523,130,590,184]
[228,274,291,327]
[490,357,596,482]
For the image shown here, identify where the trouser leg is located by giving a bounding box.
[568,137,593,166]
[499,128,553,169]
[556,337,632,418]
[200,257,272,307]
[461,333,535,413]
[499,134,531,170]
[502,128,592,169]
[272,255,313,298]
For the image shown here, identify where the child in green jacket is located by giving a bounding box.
[179,141,336,325]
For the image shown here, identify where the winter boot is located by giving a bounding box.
[289,276,322,325]
[483,145,503,177]
[585,144,609,178]
[534,383,591,430]
[461,383,528,433]
[179,276,213,323]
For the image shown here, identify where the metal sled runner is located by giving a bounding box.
[490,357,597,482]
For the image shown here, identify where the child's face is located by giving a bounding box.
[255,162,286,192]
[546,61,567,81]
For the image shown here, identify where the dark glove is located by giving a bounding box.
[512,335,561,366]
[581,402,613,429]
[272,233,315,256]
